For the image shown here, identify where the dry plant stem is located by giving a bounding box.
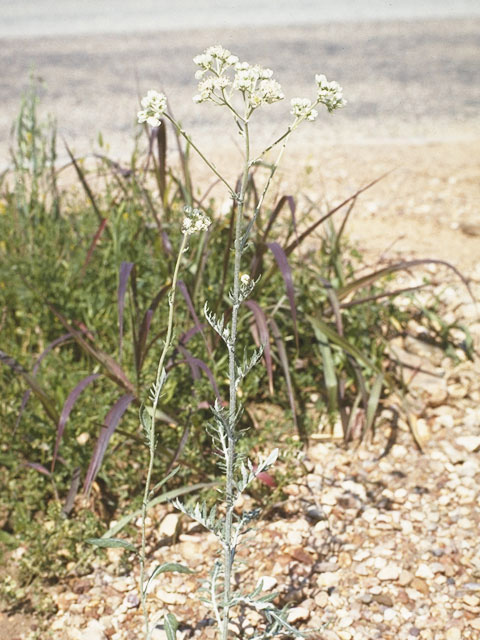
[221,121,250,640]
[140,233,188,638]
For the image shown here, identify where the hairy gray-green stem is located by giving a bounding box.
[139,233,187,638]
[221,120,251,640]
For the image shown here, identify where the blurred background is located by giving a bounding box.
[1,0,480,162]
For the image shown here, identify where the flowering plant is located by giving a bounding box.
[92,43,346,640]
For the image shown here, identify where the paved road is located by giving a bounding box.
[2,1,480,37]
[1,17,479,162]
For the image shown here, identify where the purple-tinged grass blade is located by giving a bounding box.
[156,121,167,201]
[268,319,299,436]
[64,142,103,224]
[285,171,393,257]
[62,467,81,516]
[83,393,135,495]
[118,262,134,362]
[267,242,299,348]
[16,332,73,432]
[262,195,296,243]
[136,284,170,371]
[177,346,222,403]
[80,217,108,278]
[179,324,207,345]
[338,259,474,302]
[1,349,59,426]
[162,231,173,256]
[23,461,52,477]
[177,281,210,355]
[245,300,274,396]
[339,284,425,309]
[47,304,136,395]
[52,373,100,472]
[93,153,133,178]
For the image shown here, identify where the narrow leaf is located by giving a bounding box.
[86,537,137,553]
[245,300,274,395]
[177,280,209,353]
[137,285,170,371]
[156,121,167,200]
[23,461,51,477]
[145,563,195,595]
[312,327,338,413]
[0,349,59,425]
[267,242,298,347]
[285,171,393,256]
[79,217,108,278]
[118,262,134,362]
[83,394,135,494]
[62,467,81,516]
[268,319,299,435]
[309,315,380,375]
[365,373,384,438]
[177,346,222,402]
[16,332,72,431]
[337,259,473,302]
[263,195,296,243]
[47,304,136,395]
[64,142,103,223]
[164,613,179,640]
[52,373,100,472]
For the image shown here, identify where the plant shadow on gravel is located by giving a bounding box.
[0,83,474,620]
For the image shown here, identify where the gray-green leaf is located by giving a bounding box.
[86,537,137,553]
[144,562,195,595]
[164,613,179,640]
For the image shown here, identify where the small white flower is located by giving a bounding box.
[193,53,213,68]
[240,273,251,286]
[193,75,231,104]
[205,45,238,65]
[315,74,346,112]
[137,90,167,126]
[182,207,211,235]
[256,78,284,104]
[194,46,238,72]
[290,97,318,121]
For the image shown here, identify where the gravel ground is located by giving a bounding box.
[4,268,479,640]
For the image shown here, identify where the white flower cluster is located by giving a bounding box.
[315,74,346,112]
[290,97,318,121]
[193,45,239,74]
[192,45,284,110]
[240,273,251,286]
[193,75,231,104]
[181,206,211,235]
[233,63,284,107]
[137,90,168,127]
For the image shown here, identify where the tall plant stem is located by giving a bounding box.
[221,123,251,640]
[139,233,187,639]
